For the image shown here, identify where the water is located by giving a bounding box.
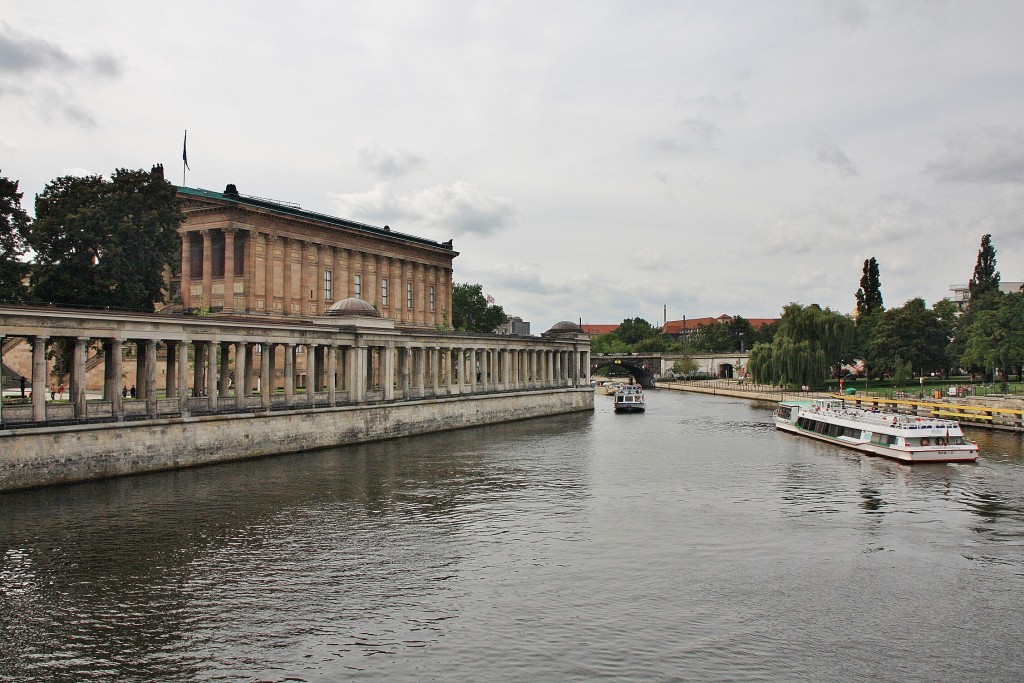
[2,390,1023,682]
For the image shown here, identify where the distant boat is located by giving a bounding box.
[613,384,645,413]
[773,398,977,463]
[596,381,620,396]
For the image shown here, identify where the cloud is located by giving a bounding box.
[0,22,121,77]
[925,126,1024,185]
[0,23,120,128]
[354,139,425,179]
[329,181,516,238]
[652,117,719,154]
[811,130,859,177]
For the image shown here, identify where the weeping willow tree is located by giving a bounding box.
[748,303,855,386]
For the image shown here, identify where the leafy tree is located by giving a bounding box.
[868,298,947,376]
[959,292,1024,381]
[747,303,855,386]
[615,317,660,345]
[855,257,884,318]
[672,356,700,377]
[0,172,31,303]
[451,282,506,332]
[688,316,757,352]
[27,167,183,310]
[967,234,1001,306]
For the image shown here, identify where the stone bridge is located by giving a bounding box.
[592,352,751,387]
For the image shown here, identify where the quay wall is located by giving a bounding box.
[1,388,593,492]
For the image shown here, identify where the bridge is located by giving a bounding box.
[592,352,750,387]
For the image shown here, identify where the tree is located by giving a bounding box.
[967,234,1001,306]
[27,166,183,310]
[855,257,884,318]
[959,292,1024,381]
[614,317,660,345]
[868,298,947,376]
[0,172,31,303]
[747,303,855,386]
[451,282,506,332]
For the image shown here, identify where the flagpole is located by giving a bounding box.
[182,129,188,186]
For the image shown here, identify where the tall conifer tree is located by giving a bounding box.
[967,234,1000,305]
[855,257,883,318]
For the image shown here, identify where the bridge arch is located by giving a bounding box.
[591,356,656,387]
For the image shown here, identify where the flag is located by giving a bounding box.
[486,294,495,304]
[182,130,190,170]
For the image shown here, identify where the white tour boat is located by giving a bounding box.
[614,384,645,413]
[773,397,978,463]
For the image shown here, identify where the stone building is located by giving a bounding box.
[171,183,457,327]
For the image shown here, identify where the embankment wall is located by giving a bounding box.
[1,389,593,492]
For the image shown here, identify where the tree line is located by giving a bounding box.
[1,167,183,311]
[747,236,1022,386]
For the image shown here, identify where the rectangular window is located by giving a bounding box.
[354,274,361,298]
[323,269,332,301]
[234,235,245,276]
[406,282,413,309]
[429,285,435,311]
[381,278,389,307]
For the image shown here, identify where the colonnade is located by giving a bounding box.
[0,310,591,428]
[179,227,453,324]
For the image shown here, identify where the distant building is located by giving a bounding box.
[948,281,1024,311]
[663,315,777,342]
[169,183,458,327]
[495,316,531,336]
[580,324,620,336]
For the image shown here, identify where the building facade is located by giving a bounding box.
[172,184,457,327]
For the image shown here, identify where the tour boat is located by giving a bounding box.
[614,384,645,413]
[773,398,978,463]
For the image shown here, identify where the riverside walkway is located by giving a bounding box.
[657,379,1024,432]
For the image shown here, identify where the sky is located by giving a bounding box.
[2,1,1022,332]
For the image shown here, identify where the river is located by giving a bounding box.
[2,389,1023,682]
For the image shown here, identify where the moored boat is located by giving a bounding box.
[773,398,978,463]
[614,384,645,413]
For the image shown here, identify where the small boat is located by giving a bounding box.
[773,398,978,463]
[596,382,620,396]
[614,384,645,413]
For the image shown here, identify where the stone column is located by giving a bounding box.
[32,336,48,422]
[145,340,158,415]
[71,336,87,418]
[284,343,295,406]
[192,342,205,397]
[348,345,366,402]
[165,341,177,399]
[244,231,256,313]
[382,344,395,401]
[219,342,232,398]
[223,228,236,312]
[244,343,256,397]
[308,343,319,397]
[415,347,426,398]
[177,340,190,413]
[264,235,277,314]
[180,232,192,309]
[327,344,337,404]
[261,343,273,409]
[281,237,292,315]
[207,341,219,411]
[235,342,247,409]
[582,350,591,384]
[108,338,123,416]
[201,229,213,311]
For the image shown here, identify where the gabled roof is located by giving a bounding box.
[178,185,458,254]
[581,324,619,335]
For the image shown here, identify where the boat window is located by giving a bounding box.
[827,423,840,437]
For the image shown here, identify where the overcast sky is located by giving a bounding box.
[2,1,1022,331]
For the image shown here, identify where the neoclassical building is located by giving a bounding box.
[171,183,457,326]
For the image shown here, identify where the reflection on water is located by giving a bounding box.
[2,391,1024,681]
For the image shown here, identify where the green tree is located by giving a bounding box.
[747,303,855,386]
[614,317,660,345]
[451,282,506,332]
[0,172,31,303]
[855,257,884,318]
[967,234,1001,306]
[672,356,700,377]
[959,292,1024,381]
[868,298,947,376]
[27,166,183,310]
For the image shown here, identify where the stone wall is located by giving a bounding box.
[0,388,593,492]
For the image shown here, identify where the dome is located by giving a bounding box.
[325,297,381,317]
[544,320,583,335]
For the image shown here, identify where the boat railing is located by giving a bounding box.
[809,406,958,430]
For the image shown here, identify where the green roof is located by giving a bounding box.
[178,185,456,253]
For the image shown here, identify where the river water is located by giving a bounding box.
[2,390,1023,682]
